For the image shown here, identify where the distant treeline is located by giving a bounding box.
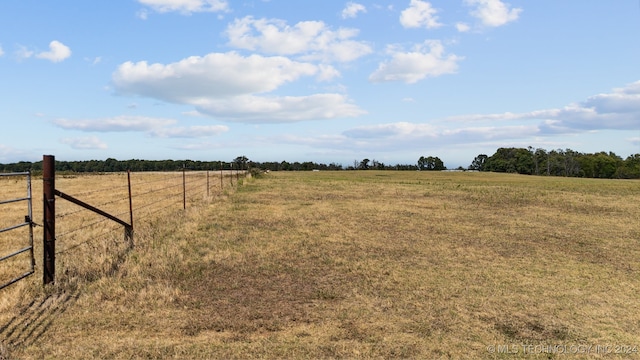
[0,158,238,173]
[1,147,639,179]
[470,148,640,179]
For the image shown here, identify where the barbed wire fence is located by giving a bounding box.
[1,155,247,289]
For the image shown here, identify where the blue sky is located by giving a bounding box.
[1,0,639,168]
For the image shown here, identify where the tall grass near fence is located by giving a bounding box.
[0,171,242,334]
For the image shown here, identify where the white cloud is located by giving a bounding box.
[0,145,30,163]
[317,64,341,82]
[225,16,372,63]
[446,81,640,133]
[137,9,149,19]
[52,116,176,132]
[456,22,471,32]
[53,116,230,139]
[400,0,442,29]
[273,122,538,155]
[113,52,318,101]
[149,125,229,138]
[271,81,640,157]
[344,122,438,139]
[112,52,366,123]
[137,0,228,14]
[0,45,4,57]
[343,122,537,146]
[194,94,366,123]
[15,45,34,61]
[60,136,108,150]
[465,0,522,27]
[341,2,366,19]
[369,40,462,84]
[36,40,71,62]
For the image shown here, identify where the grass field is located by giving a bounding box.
[1,170,639,359]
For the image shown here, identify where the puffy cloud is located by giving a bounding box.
[465,0,522,27]
[113,52,318,101]
[369,40,462,83]
[36,40,71,62]
[400,0,442,29]
[225,17,372,63]
[60,136,108,150]
[341,2,366,19]
[112,52,366,123]
[137,0,228,14]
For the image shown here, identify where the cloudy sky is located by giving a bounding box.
[1,0,639,168]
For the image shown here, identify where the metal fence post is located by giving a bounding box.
[183,165,186,210]
[43,155,55,285]
[126,170,134,245]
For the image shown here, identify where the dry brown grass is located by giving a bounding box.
[1,170,639,359]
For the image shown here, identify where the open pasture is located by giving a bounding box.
[1,170,639,359]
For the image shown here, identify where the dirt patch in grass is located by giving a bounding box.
[176,254,352,335]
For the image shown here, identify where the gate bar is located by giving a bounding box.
[54,190,132,230]
[0,197,30,206]
[0,172,30,177]
[0,246,32,262]
[0,271,35,291]
[0,221,30,234]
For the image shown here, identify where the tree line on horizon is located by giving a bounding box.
[469,147,640,179]
[0,147,638,179]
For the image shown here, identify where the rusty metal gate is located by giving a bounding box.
[0,171,35,290]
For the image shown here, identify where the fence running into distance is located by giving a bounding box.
[1,155,246,289]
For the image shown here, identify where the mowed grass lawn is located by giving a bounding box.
[2,170,640,359]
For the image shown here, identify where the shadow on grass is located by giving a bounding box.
[0,290,79,352]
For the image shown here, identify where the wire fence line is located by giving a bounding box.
[55,170,244,274]
[1,156,248,289]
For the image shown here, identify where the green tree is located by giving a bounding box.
[469,154,488,171]
[420,156,446,171]
[234,156,249,170]
[484,148,534,174]
[616,154,640,178]
[417,156,427,170]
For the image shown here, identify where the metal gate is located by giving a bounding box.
[0,171,35,290]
